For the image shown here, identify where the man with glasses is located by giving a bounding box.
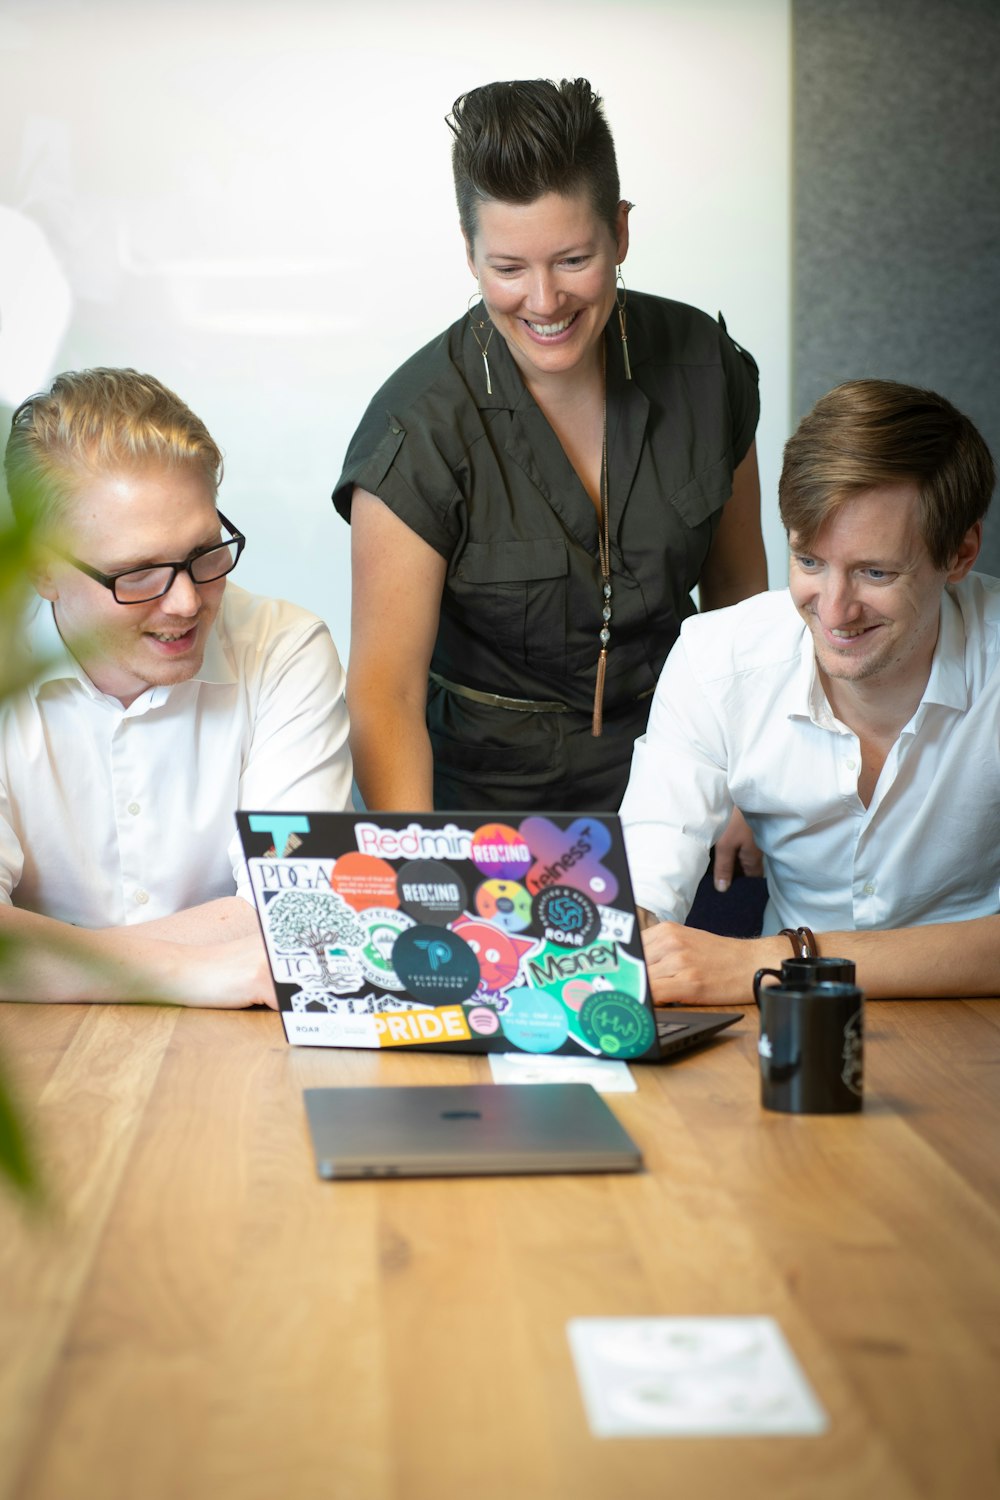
[1,368,352,1006]
[621,379,999,1003]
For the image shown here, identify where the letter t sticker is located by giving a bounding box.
[247,814,311,857]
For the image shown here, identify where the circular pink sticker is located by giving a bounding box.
[468,1006,500,1036]
[561,979,595,1012]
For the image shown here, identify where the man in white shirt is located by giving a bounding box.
[621,379,999,1002]
[1,368,352,1006]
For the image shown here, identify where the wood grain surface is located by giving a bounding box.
[1,999,998,1500]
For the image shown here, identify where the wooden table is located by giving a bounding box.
[1,999,998,1500]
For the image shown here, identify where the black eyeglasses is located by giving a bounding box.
[56,512,246,604]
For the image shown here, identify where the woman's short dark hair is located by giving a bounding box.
[447,77,621,244]
[779,379,995,569]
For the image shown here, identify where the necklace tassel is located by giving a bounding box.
[592,648,608,737]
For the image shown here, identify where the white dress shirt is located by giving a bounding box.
[620,574,1000,935]
[0,583,353,925]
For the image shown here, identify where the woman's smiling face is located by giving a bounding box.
[466,190,629,389]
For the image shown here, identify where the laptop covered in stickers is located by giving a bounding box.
[235,810,741,1062]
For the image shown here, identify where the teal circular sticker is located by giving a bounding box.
[499,987,569,1054]
[578,991,656,1059]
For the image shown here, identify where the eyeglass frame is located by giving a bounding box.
[53,511,246,604]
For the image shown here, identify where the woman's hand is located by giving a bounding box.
[713,807,764,891]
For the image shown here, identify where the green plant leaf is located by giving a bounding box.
[0,1050,38,1199]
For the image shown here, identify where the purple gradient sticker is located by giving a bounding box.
[520,817,618,905]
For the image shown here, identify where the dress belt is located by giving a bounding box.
[428,670,569,714]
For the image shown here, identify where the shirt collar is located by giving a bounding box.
[23,591,236,699]
[791,585,969,728]
[920,587,968,711]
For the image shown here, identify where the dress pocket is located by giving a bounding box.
[452,538,569,670]
[668,455,733,530]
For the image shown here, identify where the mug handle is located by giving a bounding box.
[753,967,783,1008]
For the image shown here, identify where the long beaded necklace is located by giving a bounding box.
[592,353,612,737]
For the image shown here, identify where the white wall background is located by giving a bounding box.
[0,0,790,658]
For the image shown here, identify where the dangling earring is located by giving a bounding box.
[616,268,632,381]
[467,288,495,396]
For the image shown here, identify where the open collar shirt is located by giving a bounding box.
[620,574,1000,934]
[0,584,352,927]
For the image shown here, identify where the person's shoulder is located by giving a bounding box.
[355,315,469,428]
[677,590,805,680]
[630,291,751,366]
[215,583,333,653]
[950,571,1000,660]
[952,570,1000,617]
[629,289,761,390]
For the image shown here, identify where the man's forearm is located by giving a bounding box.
[0,904,274,1007]
[640,915,1000,1006]
[814,916,1000,999]
[131,896,260,945]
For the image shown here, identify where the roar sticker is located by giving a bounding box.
[532,885,601,949]
[397,859,466,926]
[578,991,656,1059]
[499,987,570,1054]
[359,907,415,989]
[520,816,619,904]
[392,924,481,1004]
[474,877,533,933]
[469,822,533,881]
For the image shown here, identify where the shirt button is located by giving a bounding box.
[128,802,141,816]
[845,758,857,770]
[862,882,875,896]
[134,889,150,906]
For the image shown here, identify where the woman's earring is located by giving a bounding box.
[616,269,632,381]
[467,288,495,396]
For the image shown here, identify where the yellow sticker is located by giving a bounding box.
[374,1005,472,1047]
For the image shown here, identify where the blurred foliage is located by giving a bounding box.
[0,504,42,1198]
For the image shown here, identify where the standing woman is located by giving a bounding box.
[334,78,766,814]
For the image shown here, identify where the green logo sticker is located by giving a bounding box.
[578,991,656,1059]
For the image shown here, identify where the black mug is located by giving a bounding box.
[757,982,864,1114]
[753,955,856,1007]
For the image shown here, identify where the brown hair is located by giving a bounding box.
[447,77,621,245]
[5,367,223,532]
[779,379,995,568]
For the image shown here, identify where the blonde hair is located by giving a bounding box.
[5,368,223,531]
[779,379,994,569]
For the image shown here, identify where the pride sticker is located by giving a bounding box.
[470,823,533,881]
